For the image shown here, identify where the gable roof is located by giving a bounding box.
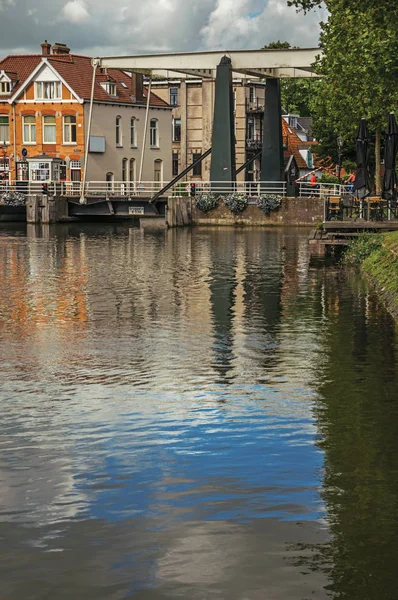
[282,118,315,169]
[0,53,169,108]
[0,55,42,98]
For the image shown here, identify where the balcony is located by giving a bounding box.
[246,136,263,150]
[246,98,265,113]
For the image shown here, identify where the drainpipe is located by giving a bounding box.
[138,74,152,184]
[80,59,99,204]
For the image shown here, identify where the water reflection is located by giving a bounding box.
[0,223,397,599]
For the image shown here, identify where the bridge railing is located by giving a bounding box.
[1,180,288,199]
[298,182,352,197]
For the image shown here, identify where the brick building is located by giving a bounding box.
[0,41,172,186]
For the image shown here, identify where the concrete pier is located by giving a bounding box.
[26,195,69,224]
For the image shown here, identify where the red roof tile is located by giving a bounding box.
[282,118,309,169]
[0,53,169,108]
[0,54,42,98]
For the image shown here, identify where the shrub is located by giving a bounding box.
[256,194,282,215]
[342,234,383,266]
[224,193,248,214]
[195,192,219,213]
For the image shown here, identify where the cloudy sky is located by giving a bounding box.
[0,0,327,57]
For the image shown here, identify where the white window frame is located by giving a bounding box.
[116,116,122,147]
[130,117,137,147]
[101,82,117,97]
[0,115,10,143]
[43,115,56,144]
[35,81,62,100]
[150,119,158,147]
[22,115,36,144]
[63,115,77,144]
[0,81,10,95]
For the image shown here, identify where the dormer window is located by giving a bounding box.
[101,82,117,97]
[35,81,61,100]
[0,82,10,94]
[0,71,15,95]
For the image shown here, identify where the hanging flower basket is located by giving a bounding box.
[256,194,282,215]
[0,191,26,206]
[224,193,248,214]
[195,192,219,213]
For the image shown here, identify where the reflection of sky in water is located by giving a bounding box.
[68,386,325,525]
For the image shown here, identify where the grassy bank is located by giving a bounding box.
[344,232,398,319]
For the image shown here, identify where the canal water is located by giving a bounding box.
[0,224,397,600]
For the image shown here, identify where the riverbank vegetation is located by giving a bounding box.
[343,232,398,319]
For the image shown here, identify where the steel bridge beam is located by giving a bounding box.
[261,79,284,182]
[210,57,236,185]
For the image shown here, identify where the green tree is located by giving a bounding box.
[289,0,398,193]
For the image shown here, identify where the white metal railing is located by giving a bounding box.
[1,180,288,199]
[298,182,352,197]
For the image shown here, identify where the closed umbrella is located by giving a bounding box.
[354,118,371,200]
[382,112,398,202]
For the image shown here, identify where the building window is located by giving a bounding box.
[0,81,10,94]
[30,161,51,181]
[192,153,202,177]
[249,86,255,103]
[43,115,56,143]
[35,81,61,100]
[154,159,162,184]
[122,157,127,182]
[101,82,117,97]
[130,118,137,147]
[63,115,77,143]
[129,158,135,182]
[0,115,9,143]
[247,117,254,140]
[106,172,114,192]
[150,119,158,147]
[169,87,178,106]
[22,115,36,143]
[289,116,297,128]
[172,152,178,177]
[116,116,122,146]
[172,118,181,142]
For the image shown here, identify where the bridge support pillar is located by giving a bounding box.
[210,56,236,186]
[261,79,284,184]
[27,195,68,223]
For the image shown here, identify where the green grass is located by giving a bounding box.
[361,232,398,297]
[343,232,398,316]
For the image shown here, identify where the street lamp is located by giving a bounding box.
[337,136,344,183]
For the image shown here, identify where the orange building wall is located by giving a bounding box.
[0,82,85,180]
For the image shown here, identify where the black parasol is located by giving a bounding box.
[382,113,398,201]
[354,118,371,199]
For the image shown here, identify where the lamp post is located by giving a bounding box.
[337,136,344,183]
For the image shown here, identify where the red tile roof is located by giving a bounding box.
[0,55,42,98]
[0,53,169,108]
[282,118,310,169]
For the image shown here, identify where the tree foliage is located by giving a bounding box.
[290,0,398,189]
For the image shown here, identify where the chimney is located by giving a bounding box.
[52,42,70,55]
[131,72,144,103]
[41,40,51,56]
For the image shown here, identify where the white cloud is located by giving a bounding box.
[201,0,328,49]
[0,0,326,57]
[61,0,89,23]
